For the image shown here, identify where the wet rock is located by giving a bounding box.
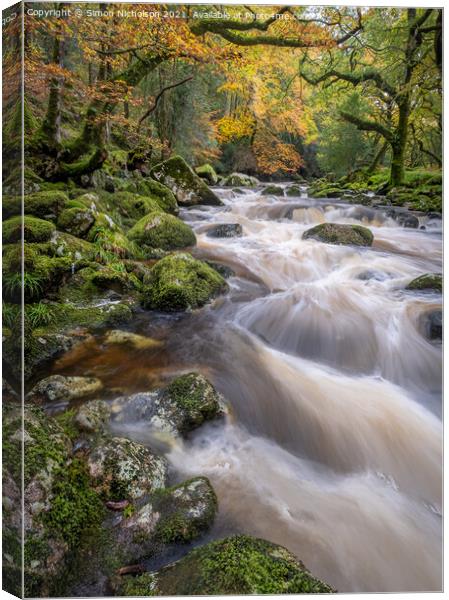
[150,155,222,206]
[141,253,228,312]
[206,223,243,238]
[87,437,168,500]
[419,310,442,341]
[397,214,419,228]
[205,261,235,278]
[2,378,19,403]
[112,372,224,437]
[117,535,334,596]
[103,330,163,350]
[222,172,259,187]
[27,375,103,405]
[74,400,111,434]
[109,477,217,564]
[261,185,284,196]
[406,273,442,293]
[128,211,196,252]
[232,188,245,194]
[195,164,218,185]
[302,223,374,247]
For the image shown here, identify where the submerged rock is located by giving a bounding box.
[406,273,442,293]
[112,372,224,436]
[419,310,442,341]
[150,155,222,207]
[128,211,196,252]
[27,374,103,405]
[302,223,374,247]
[103,330,163,350]
[206,223,243,238]
[142,253,228,312]
[87,437,168,500]
[118,535,335,596]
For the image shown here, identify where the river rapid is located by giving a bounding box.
[55,184,443,592]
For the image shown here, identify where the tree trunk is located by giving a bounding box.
[389,98,409,187]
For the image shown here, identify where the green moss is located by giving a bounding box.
[406,273,442,292]
[57,206,95,237]
[101,191,163,225]
[303,223,374,247]
[42,458,105,548]
[195,163,218,185]
[121,573,157,596]
[123,535,334,596]
[310,186,345,199]
[128,211,196,252]
[3,215,56,243]
[23,190,69,219]
[123,178,178,214]
[153,477,217,544]
[142,252,227,311]
[55,408,79,442]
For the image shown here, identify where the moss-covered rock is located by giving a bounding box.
[285,184,303,197]
[3,405,105,597]
[150,155,222,206]
[103,329,163,350]
[3,215,56,243]
[222,172,259,187]
[103,191,164,226]
[109,477,217,565]
[49,231,95,261]
[303,223,374,247]
[23,190,69,219]
[119,535,334,596]
[406,273,442,293]
[112,372,224,437]
[74,400,111,434]
[122,177,178,214]
[142,253,228,311]
[26,374,103,405]
[87,437,168,501]
[261,184,284,196]
[128,211,196,252]
[57,206,96,237]
[311,186,344,199]
[195,163,218,185]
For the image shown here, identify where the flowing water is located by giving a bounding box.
[54,185,442,592]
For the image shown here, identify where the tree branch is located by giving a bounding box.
[339,110,394,142]
[299,66,396,98]
[139,76,193,124]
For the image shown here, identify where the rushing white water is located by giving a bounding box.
[115,185,443,592]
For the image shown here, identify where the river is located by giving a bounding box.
[54,184,443,592]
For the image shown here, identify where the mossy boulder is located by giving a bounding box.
[128,211,196,252]
[311,186,344,199]
[109,477,217,565]
[104,191,164,225]
[24,190,69,219]
[26,374,103,405]
[406,273,442,293]
[3,405,105,597]
[195,163,219,185]
[3,215,56,243]
[118,535,334,596]
[123,177,178,214]
[285,184,303,197]
[86,437,168,501]
[112,372,224,437]
[49,231,95,261]
[150,155,222,206]
[142,253,227,311]
[261,184,284,196]
[303,223,374,247]
[222,172,259,187]
[57,206,96,237]
[103,330,163,350]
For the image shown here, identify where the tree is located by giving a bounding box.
[299,8,442,186]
